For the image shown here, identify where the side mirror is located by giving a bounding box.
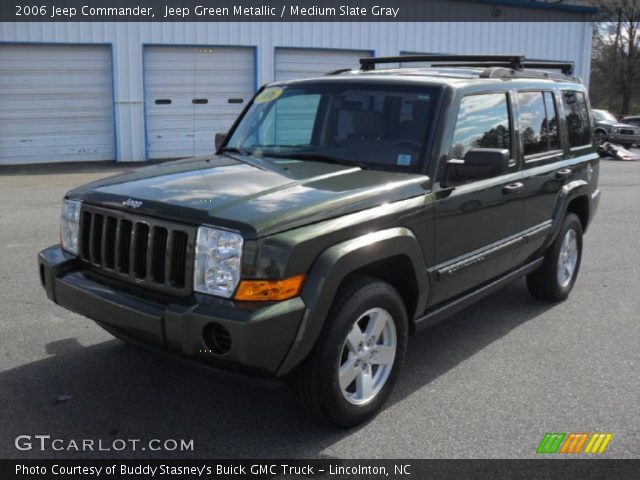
[214,132,226,150]
[445,148,510,184]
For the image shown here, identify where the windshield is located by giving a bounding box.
[225,82,439,171]
[593,110,617,122]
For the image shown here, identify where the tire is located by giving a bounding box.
[594,130,608,145]
[526,213,583,302]
[295,275,408,427]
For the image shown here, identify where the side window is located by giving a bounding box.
[517,91,560,157]
[544,92,560,150]
[562,91,591,148]
[449,93,511,160]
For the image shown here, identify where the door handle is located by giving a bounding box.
[555,168,572,179]
[502,182,524,195]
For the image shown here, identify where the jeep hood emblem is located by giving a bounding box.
[122,198,143,209]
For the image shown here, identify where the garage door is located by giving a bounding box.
[275,48,371,82]
[0,44,115,165]
[144,46,255,160]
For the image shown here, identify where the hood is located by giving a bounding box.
[597,119,637,129]
[69,155,430,239]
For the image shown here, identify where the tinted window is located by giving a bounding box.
[449,93,511,160]
[562,91,591,147]
[544,92,559,150]
[517,91,559,156]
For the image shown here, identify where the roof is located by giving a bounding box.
[272,68,584,93]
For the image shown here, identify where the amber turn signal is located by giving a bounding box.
[234,274,306,301]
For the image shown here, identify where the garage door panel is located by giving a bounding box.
[0,44,115,165]
[275,48,370,82]
[144,46,254,160]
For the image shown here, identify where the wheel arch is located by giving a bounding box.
[276,227,428,376]
[549,180,591,245]
[594,127,608,138]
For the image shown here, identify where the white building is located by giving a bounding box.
[0,1,596,165]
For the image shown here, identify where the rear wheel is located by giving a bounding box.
[527,213,583,302]
[295,276,408,427]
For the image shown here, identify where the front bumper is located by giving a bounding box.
[609,133,640,144]
[38,245,305,378]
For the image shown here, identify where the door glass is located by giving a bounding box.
[517,91,560,157]
[562,91,591,148]
[544,92,559,150]
[449,93,511,160]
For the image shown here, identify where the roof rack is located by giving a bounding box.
[360,55,526,71]
[359,54,575,76]
[522,61,574,75]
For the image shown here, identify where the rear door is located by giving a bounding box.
[517,90,591,261]
[431,92,524,305]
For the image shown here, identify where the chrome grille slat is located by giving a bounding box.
[78,205,194,295]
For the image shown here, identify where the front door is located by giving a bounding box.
[431,92,524,305]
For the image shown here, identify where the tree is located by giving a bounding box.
[590,0,640,114]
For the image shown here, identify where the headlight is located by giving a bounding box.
[60,199,82,255]
[194,226,243,298]
[613,128,620,134]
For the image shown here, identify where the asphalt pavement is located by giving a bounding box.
[0,156,638,459]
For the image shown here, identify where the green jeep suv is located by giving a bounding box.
[39,55,600,426]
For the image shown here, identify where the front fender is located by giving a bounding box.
[276,227,428,376]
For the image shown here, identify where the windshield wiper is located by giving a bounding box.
[264,151,367,169]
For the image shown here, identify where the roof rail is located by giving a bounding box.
[325,68,352,76]
[360,54,525,71]
[359,54,575,76]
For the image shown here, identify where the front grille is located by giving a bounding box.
[79,205,195,295]
[620,129,636,135]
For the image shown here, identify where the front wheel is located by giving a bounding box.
[527,213,583,302]
[295,276,408,427]
[594,130,608,145]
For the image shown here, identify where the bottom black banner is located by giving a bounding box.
[1,459,639,480]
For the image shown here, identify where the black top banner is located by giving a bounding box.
[1,0,599,22]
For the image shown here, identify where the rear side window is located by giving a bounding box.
[517,91,560,157]
[562,91,591,148]
[449,93,511,159]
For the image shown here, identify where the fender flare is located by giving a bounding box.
[548,179,590,244]
[276,227,428,376]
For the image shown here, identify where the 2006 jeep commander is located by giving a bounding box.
[39,55,600,427]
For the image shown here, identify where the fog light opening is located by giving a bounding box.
[203,323,232,355]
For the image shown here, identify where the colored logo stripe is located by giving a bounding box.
[537,433,613,454]
[560,433,589,453]
[537,433,566,453]
[584,433,613,454]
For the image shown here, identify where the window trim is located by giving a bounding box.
[524,149,564,163]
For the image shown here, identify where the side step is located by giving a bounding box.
[414,258,544,332]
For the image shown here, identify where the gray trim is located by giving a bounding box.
[416,258,545,331]
[434,220,553,277]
